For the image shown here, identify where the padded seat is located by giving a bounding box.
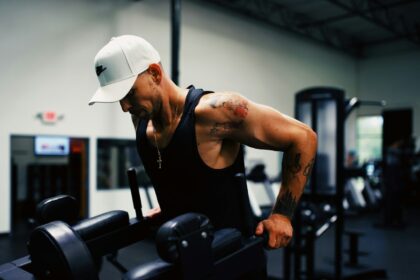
[73,210,129,241]
[124,228,242,280]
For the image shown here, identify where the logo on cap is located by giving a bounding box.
[96,65,107,76]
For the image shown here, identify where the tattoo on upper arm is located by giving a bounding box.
[303,158,315,178]
[272,190,297,220]
[208,94,249,119]
[224,100,248,118]
[209,121,243,137]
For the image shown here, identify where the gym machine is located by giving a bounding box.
[285,87,387,280]
[380,108,414,228]
[0,170,268,280]
[246,162,279,219]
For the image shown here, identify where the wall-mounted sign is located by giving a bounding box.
[35,111,64,125]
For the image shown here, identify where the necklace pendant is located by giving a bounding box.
[157,158,162,169]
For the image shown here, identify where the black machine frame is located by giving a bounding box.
[288,87,345,280]
[288,87,387,280]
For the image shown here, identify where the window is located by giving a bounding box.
[356,116,383,164]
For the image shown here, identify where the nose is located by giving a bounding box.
[119,98,131,112]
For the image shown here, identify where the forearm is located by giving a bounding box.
[272,129,317,220]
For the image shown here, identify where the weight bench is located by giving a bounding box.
[0,170,266,280]
[124,213,266,280]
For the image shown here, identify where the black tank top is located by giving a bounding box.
[136,86,247,230]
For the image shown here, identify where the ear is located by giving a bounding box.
[148,63,162,84]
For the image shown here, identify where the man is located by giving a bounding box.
[89,35,317,250]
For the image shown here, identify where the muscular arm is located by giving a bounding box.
[200,92,317,220]
[274,151,315,219]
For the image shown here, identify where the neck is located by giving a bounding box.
[152,80,187,132]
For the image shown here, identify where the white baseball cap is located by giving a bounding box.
[89,35,161,105]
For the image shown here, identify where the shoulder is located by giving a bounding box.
[194,91,250,139]
[195,91,250,122]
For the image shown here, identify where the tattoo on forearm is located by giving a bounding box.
[210,121,243,137]
[208,95,249,119]
[272,190,297,220]
[303,158,315,178]
[277,154,315,219]
[282,152,302,179]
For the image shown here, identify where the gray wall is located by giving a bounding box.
[1,0,417,233]
[358,51,420,147]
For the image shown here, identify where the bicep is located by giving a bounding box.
[228,99,308,151]
[230,101,299,150]
[199,92,310,151]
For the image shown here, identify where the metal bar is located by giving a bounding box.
[299,0,418,28]
[207,0,359,56]
[336,91,345,280]
[234,173,256,237]
[283,245,291,280]
[306,231,315,280]
[311,100,318,196]
[293,205,302,280]
[349,234,359,266]
[171,0,181,85]
[363,34,409,46]
[327,0,420,46]
[127,168,144,220]
[299,13,356,28]
[315,215,338,237]
[211,237,266,280]
[105,253,128,273]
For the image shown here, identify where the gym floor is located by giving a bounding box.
[1,206,419,279]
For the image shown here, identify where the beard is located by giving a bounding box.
[130,109,151,120]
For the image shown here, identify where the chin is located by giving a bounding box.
[139,111,152,119]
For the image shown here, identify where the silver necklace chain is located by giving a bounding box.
[152,128,163,169]
[152,105,180,170]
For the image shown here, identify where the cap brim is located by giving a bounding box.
[89,75,137,105]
